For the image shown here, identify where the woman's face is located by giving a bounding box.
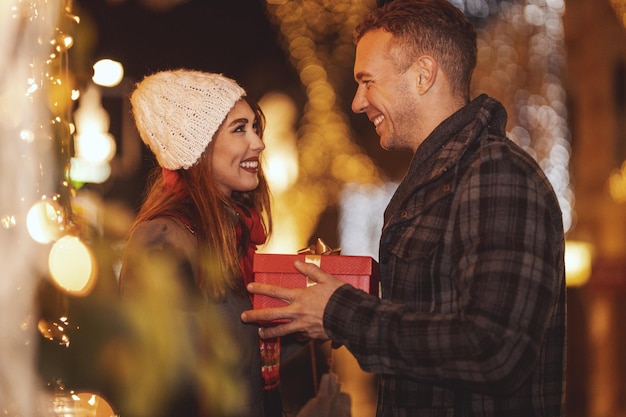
[211,99,265,197]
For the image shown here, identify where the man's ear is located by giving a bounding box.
[415,55,437,95]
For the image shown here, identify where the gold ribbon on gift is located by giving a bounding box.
[298,237,342,256]
[298,238,341,287]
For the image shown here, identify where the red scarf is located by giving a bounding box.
[234,205,280,391]
[162,168,187,199]
[234,205,266,286]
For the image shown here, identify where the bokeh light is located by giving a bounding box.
[26,198,64,244]
[608,162,626,203]
[48,235,96,296]
[52,392,116,417]
[71,83,116,184]
[610,0,626,27]
[92,58,124,88]
[468,0,572,232]
[260,92,299,195]
[565,240,593,287]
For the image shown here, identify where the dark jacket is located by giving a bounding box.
[324,95,566,416]
[121,216,265,417]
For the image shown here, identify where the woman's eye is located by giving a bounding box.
[234,124,245,133]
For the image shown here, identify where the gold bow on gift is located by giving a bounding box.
[297,237,341,256]
[297,238,341,287]
[298,239,347,350]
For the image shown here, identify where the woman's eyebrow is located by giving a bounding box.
[228,117,249,127]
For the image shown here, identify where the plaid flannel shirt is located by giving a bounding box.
[324,95,566,417]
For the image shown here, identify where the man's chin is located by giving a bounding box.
[379,135,394,150]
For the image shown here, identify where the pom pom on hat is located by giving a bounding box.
[130,69,245,170]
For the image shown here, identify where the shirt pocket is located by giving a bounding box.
[382,185,457,312]
[383,182,454,263]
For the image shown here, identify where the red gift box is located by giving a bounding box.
[252,253,380,313]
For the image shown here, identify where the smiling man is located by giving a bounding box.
[242,1,567,416]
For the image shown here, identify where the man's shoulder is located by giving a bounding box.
[465,132,542,173]
[461,135,563,220]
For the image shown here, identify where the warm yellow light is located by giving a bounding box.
[27,199,63,244]
[264,150,299,193]
[260,93,299,194]
[71,83,116,184]
[610,0,626,27]
[52,392,115,417]
[75,132,116,162]
[70,157,112,184]
[565,240,593,287]
[92,58,124,87]
[74,84,109,135]
[48,235,96,295]
[608,162,626,203]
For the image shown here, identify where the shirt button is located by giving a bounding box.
[400,211,408,218]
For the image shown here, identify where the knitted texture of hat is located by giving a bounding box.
[130,69,245,170]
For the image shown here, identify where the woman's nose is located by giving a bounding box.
[251,133,265,151]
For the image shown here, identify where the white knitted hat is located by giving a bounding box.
[130,69,245,170]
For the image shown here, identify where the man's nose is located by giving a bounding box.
[351,86,368,114]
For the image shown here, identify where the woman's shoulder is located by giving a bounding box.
[128,215,196,252]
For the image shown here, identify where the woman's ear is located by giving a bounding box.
[415,55,437,95]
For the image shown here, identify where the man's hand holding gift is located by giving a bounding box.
[241,259,345,340]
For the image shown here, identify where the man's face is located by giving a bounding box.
[352,29,421,152]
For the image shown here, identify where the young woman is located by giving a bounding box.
[120,69,280,417]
